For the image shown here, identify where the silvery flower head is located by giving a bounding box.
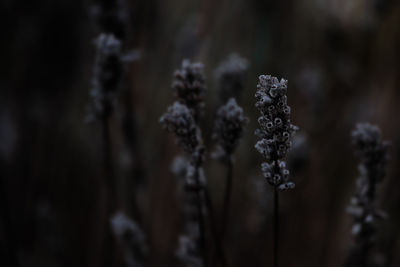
[214,53,249,102]
[255,75,298,190]
[172,59,206,120]
[212,98,248,161]
[89,33,122,119]
[160,102,204,164]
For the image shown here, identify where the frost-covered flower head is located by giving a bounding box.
[172,59,206,120]
[89,33,122,119]
[254,75,298,190]
[160,102,204,164]
[111,212,147,266]
[212,98,248,161]
[214,54,249,102]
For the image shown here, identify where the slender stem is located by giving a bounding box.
[273,186,279,267]
[194,165,207,267]
[102,115,116,205]
[0,175,19,267]
[101,116,116,267]
[204,186,227,267]
[221,157,233,241]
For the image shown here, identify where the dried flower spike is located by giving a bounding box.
[89,33,123,119]
[345,123,389,267]
[160,101,204,164]
[111,212,148,267]
[255,75,298,190]
[212,98,248,162]
[172,59,206,120]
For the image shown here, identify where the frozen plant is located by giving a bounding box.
[254,75,298,267]
[161,60,209,266]
[345,123,389,267]
[255,75,298,190]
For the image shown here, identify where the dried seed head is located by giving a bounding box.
[212,98,248,161]
[89,33,123,119]
[255,75,297,189]
[172,59,206,120]
[160,102,200,153]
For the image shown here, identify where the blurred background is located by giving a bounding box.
[1,0,400,266]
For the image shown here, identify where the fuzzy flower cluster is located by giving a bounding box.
[176,235,203,267]
[111,212,147,267]
[346,123,389,265]
[212,98,248,161]
[214,54,249,102]
[89,33,122,119]
[172,60,206,119]
[255,75,298,190]
[160,102,204,164]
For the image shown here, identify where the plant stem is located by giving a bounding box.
[273,186,279,267]
[101,116,116,267]
[194,165,207,267]
[204,185,227,267]
[221,157,233,241]
[102,116,116,203]
[0,175,19,267]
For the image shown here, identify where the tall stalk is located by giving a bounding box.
[254,75,298,267]
[345,123,389,267]
[221,157,233,241]
[193,165,207,266]
[101,115,117,267]
[273,186,279,267]
[204,184,227,267]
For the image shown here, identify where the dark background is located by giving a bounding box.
[1,0,400,266]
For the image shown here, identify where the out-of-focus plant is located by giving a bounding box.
[254,75,298,267]
[345,123,390,267]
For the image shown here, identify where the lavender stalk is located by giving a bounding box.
[212,98,248,241]
[88,33,123,267]
[345,123,389,267]
[254,75,298,267]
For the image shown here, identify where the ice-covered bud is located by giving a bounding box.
[212,98,248,161]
